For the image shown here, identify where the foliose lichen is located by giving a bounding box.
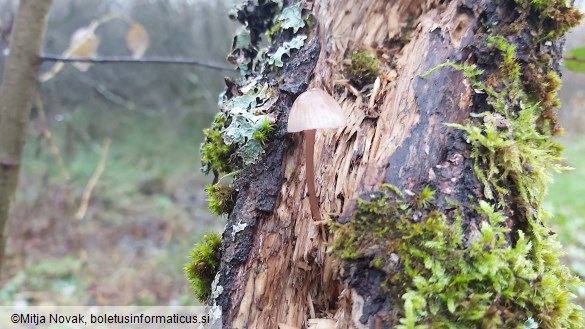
[268,35,307,67]
[200,0,310,215]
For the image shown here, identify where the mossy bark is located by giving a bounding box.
[0,0,53,275]
[209,0,583,328]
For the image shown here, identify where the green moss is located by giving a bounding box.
[371,257,384,269]
[422,36,567,215]
[201,114,237,175]
[434,37,568,216]
[487,36,520,81]
[205,184,237,216]
[333,11,585,327]
[410,185,435,208]
[266,21,283,41]
[184,233,222,301]
[347,51,380,87]
[332,187,584,328]
[252,118,274,145]
[423,37,578,287]
[514,0,583,40]
[538,71,562,135]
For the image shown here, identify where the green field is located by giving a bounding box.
[1,109,221,305]
[546,136,585,304]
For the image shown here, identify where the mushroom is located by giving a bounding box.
[287,88,346,221]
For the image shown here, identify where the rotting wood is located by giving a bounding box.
[213,0,566,327]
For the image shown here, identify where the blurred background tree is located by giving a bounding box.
[0,0,237,306]
[561,19,585,133]
[548,10,585,304]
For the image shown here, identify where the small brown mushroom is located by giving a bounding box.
[287,88,346,221]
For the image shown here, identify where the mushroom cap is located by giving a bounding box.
[287,88,346,132]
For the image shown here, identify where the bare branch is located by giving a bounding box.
[40,54,236,71]
[34,93,70,180]
[76,74,137,110]
[75,139,111,221]
[564,56,585,64]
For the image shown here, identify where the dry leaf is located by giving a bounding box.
[126,23,149,59]
[39,62,65,82]
[40,23,100,81]
[69,27,100,71]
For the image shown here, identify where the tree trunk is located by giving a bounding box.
[203,0,584,328]
[0,0,53,275]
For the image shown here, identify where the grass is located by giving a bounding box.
[0,108,224,306]
[546,136,585,303]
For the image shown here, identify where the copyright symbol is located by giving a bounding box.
[11,314,20,323]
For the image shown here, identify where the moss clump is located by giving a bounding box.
[364,19,585,328]
[514,0,583,41]
[424,35,574,276]
[205,183,237,216]
[184,233,222,301]
[201,114,237,176]
[334,19,585,327]
[423,37,568,216]
[252,118,274,145]
[410,185,435,208]
[346,51,380,88]
[527,69,563,135]
[332,187,584,328]
[265,21,282,41]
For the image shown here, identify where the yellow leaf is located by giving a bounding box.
[39,62,65,82]
[126,23,149,59]
[40,23,100,81]
[68,27,100,71]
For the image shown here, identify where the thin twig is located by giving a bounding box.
[75,139,111,220]
[40,54,235,71]
[564,56,585,64]
[34,93,70,180]
[74,74,158,117]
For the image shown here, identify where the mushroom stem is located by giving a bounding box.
[305,129,320,221]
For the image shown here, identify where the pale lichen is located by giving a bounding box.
[232,221,247,240]
[200,1,309,215]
